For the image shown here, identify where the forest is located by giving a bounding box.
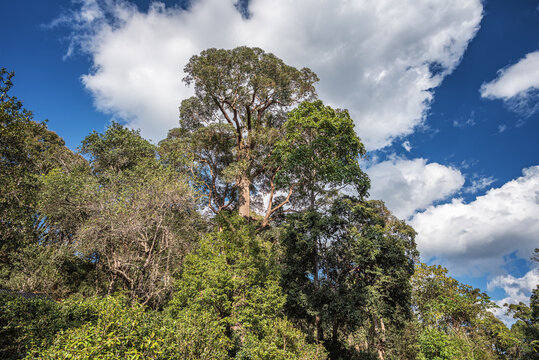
[0,47,537,360]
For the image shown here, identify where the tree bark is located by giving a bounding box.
[372,313,386,360]
[238,176,250,218]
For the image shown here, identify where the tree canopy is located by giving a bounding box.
[163,46,319,220]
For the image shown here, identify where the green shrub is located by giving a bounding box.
[418,328,469,360]
[26,294,229,359]
[0,292,62,360]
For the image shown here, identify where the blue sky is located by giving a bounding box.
[1,0,538,322]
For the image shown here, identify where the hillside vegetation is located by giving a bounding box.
[0,48,537,359]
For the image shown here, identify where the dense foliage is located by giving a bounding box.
[0,47,536,360]
[412,264,521,359]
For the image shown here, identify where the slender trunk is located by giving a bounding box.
[379,317,386,360]
[238,175,250,218]
[372,313,386,360]
[332,320,339,343]
[314,253,323,341]
[315,315,324,342]
[107,274,116,295]
[311,186,324,341]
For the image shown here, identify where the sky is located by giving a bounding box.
[1,0,538,323]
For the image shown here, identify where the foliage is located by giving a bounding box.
[417,327,470,360]
[168,215,326,358]
[0,68,80,287]
[271,100,369,209]
[2,243,98,299]
[505,249,539,359]
[0,292,62,360]
[412,263,519,359]
[80,121,156,175]
[26,294,229,360]
[0,290,123,359]
[164,46,318,218]
[237,317,327,360]
[39,123,202,307]
[507,285,539,359]
[281,198,417,359]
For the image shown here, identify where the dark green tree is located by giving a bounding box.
[281,198,417,359]
[262,100,370,226]
[0,68,83,294]
[507,285,539,359]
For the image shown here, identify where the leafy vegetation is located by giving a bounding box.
[0,47,536,360]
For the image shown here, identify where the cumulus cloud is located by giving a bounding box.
[411,166,539,275]
[487,269,539,324]
[481,51,539,117]
[366,157,465,219]
[59,0,482,149]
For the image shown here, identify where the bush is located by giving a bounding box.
[0,291,62,360]
[26,294,229,359]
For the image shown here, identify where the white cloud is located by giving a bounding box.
[463,175,495,194]
[481,51,539,99]
[488,269,538,303]
[411,166,539,275]
[481,50,539,117]
[402,141,412,152]
[61,0,483,149]
[366,157,464,219]
[487,269,539,324]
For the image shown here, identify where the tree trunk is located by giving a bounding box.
[311,191,323,342]
[378,317,386,360]
[316,315,324,342]
[332,320,339,343]
[314,237,323,341]
[238,176,250,218]
[372,313,386,360]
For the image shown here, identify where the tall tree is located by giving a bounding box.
[163,46,318,218]
[0,68,80,290]
[281,198,417,359]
